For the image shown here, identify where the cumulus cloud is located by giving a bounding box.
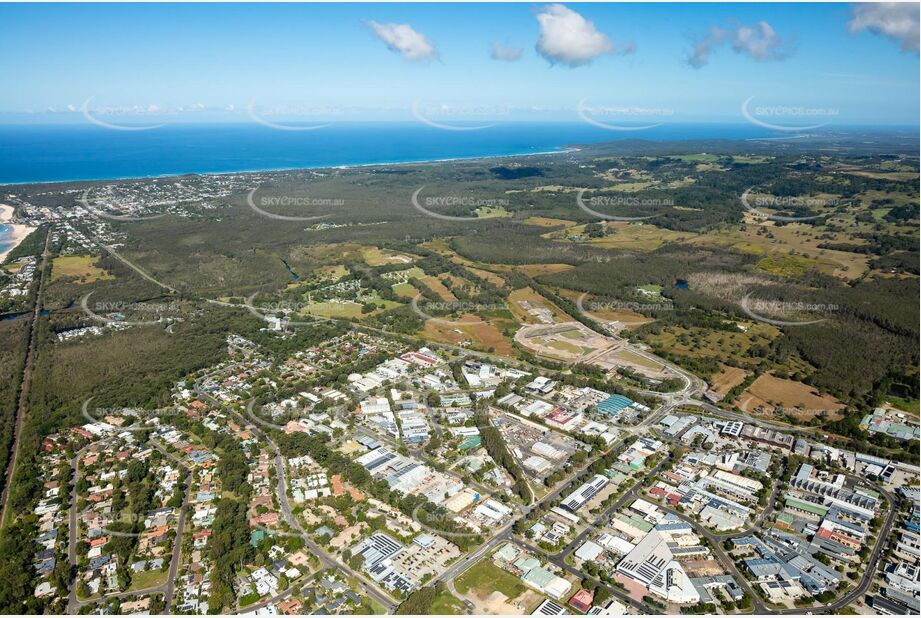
[849,2,919,52]
[368,21,438,61]
[490,42,523,62]
[688,21,792,68]
[535,4,614,67]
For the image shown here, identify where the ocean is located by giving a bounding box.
[0,121,783,185]
[0,223,11,255]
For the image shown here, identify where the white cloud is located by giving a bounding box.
[368,21,438,61]
[535,4,614,67]
[849,2,919,52]
[688,21,791,68]
[490,42,523,62]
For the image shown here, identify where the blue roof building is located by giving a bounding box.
[596,394,634,416]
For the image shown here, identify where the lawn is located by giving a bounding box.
[464,265,507,286]
[127,566,168,592]
[301,301,365,319]
[389,266,425,280]
[603,180,653,192]
[455,559,525,600]
[558,328,585,340]
[590,307,653,327]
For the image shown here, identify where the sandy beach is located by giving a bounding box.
[0,203,37,262]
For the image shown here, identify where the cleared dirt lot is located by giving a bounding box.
[516,321,613,362]
[508,287,572,324]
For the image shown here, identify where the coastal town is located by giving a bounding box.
[19,320,921,615]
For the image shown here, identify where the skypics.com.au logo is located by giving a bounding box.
[246,187,342,222]
[411,186,510,221]
[576,189,671,221]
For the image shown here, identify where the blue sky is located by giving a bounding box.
[0,2,918,125]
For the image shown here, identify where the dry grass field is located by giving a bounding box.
[688,220,870,279]
[50,255,113,284]
[421,314,514,356]
[709,364,750,396]
[523,216,576,227]
[512,263,575,277]
[739,373,845,420]
[418,275,458,301]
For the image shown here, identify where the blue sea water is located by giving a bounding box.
[0,121,785,185]
[0,223,11,255]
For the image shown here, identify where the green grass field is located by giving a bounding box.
[887,397,921,416]
[547,340,582,355]
[756,255,820,277]
[475,206,512,219]
[455,560,525,600]
[301,296,401,318]
[127,567,168,592]
[391,282,418,298]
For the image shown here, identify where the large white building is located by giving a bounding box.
[561,474,608,512]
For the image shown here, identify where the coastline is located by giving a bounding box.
[0,203,37,262]
[0,145,577,188]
